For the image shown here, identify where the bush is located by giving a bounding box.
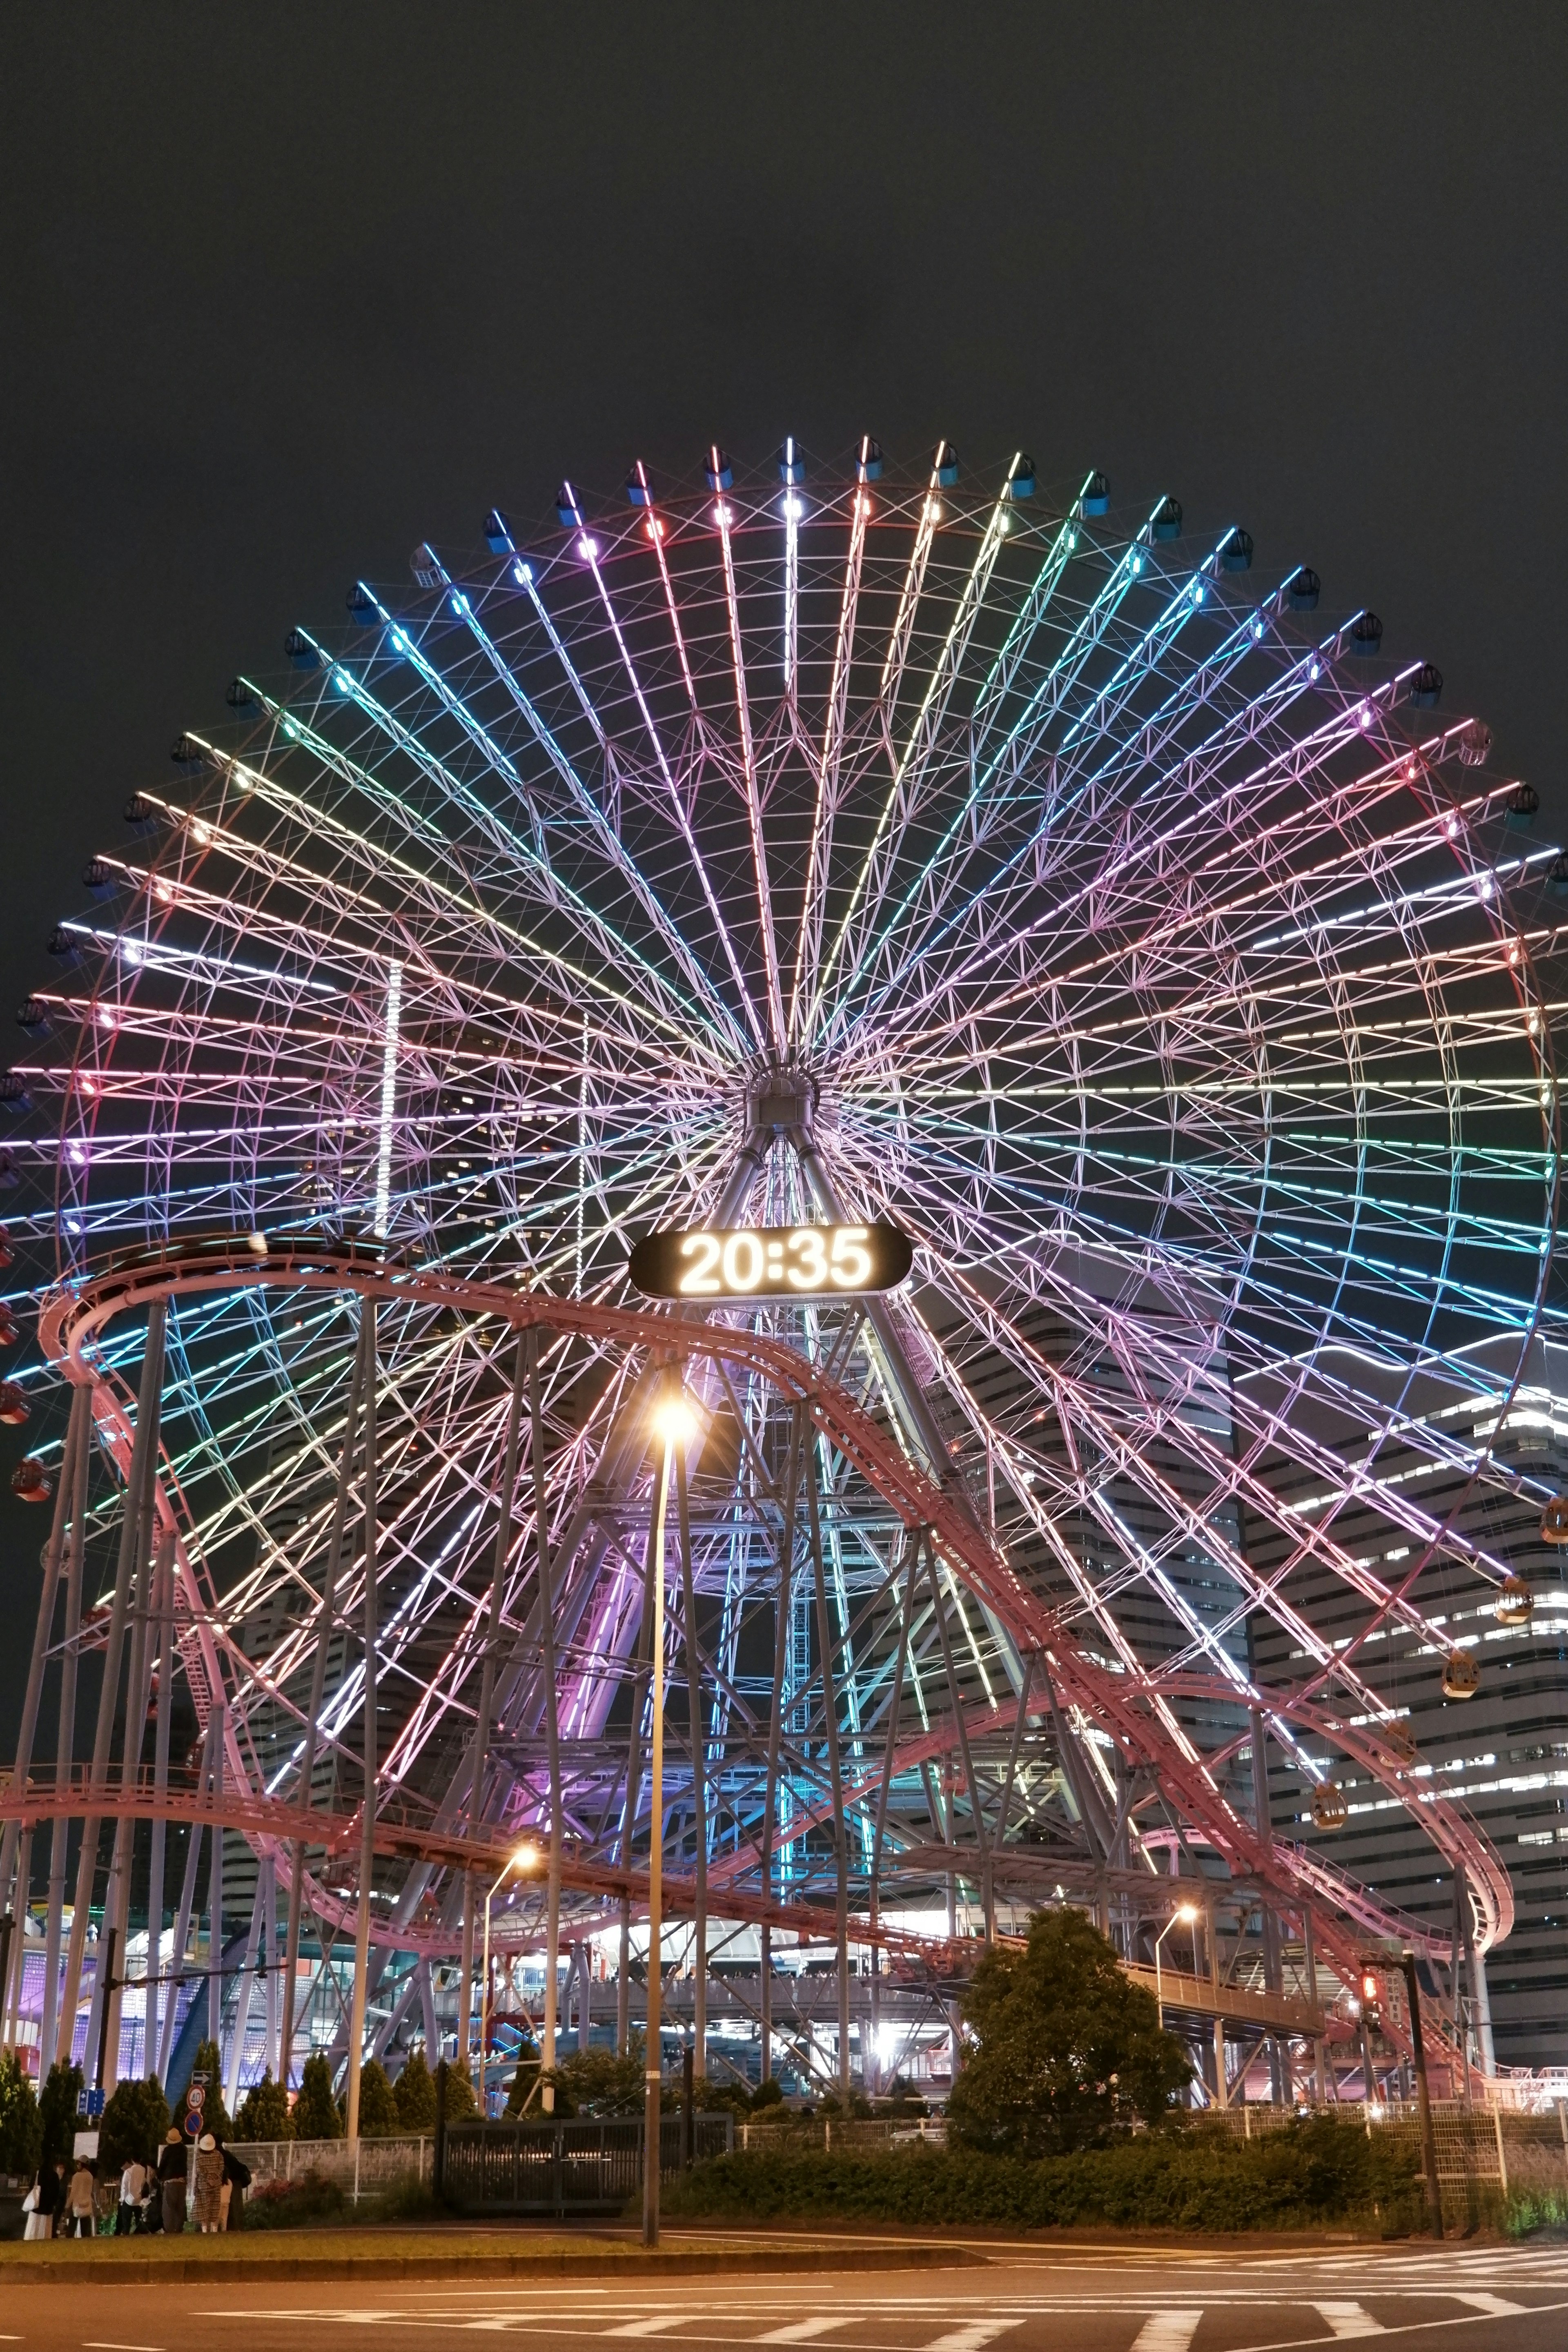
[0,2050,41,2174]
[100,2074,170,2172]
[234,2069,293,2143]
[185,2040,233,2141]
[949,1908,1191,2157]
[38,2060,84,2170]
[392,2048,437,2133]
[662,2118,1423,2235]
[292,2053,343,2141]
[533,2045,644,2119]
[243,2167,347,2230]
[354,2058,401,2137]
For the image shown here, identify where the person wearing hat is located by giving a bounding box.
[156,2125,188,2234]
[65,2156,96,2239]
[192,2131,224,2234]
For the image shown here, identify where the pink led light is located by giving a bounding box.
[577,535,599,562]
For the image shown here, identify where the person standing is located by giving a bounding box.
[22,2163,56,2240]
[156,2126,188,2234]
[216,2134,250,2230]
[65,2158,96,2239]
[116,2153,147,2234]
[192,2132,224,2234]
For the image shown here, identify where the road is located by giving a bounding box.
[1,2238,1564,2352]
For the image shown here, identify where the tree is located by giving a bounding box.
[185,2040,233,2141]
[234,2069,293,2143]
[0,2050,42,2175]
[947,1907,1191,2157]
[38,2060,84,2170]
[100,2075,170,2172]
[439,2062,477,2119]
[292,2052,342,2141]
[533,2040,645,2118]
[392,2047,437,2133]
[355,2058,401,2137]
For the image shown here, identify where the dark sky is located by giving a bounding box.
[0,2,1564,1731]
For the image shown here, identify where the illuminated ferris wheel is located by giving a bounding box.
[6,432,1564,2091]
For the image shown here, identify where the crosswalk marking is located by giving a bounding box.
[756,2324,846,2345]
[1451,2295,1527,2318]
[1313,2309,1384,2340]
[920,2327,1018,2352]
[607,2323,704,2341]
[1129,2317,1203,2352]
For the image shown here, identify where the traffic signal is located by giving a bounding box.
[1360,1970,1382,2031]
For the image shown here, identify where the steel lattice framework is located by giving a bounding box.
[2,439,1564,2097]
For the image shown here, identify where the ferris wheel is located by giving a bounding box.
[4,434,1563,2093]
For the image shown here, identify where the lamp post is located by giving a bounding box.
[643,1381,696,2251]
[1154,1903,1198,2031]
[479,1844,540,2114]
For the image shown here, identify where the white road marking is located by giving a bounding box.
[1314,2310,1385,2341]
[920,2327,1019,2352]
[607,2322,705,2341]
[82,2343,166,2350]
[1130,2319,1203,2352]
[757,2325,848,2345]
[1450,2298,1526,2319]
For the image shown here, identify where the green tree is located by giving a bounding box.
[234,2069,293,2143]
[947,1907,1191,2158]
[749,2076,784,2114]
[38,2060,84,2170]
[355,2057,401,2136]
[100,2075,170,2172]
[292,2052,343,2141]
[0,2049,42,2174]
[393,2048,438,2132]
[439,2062,477,2119]
[185,2039,233,2140]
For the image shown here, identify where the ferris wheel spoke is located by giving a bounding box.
[809,454,1031,1041]
[708,455,786,1051]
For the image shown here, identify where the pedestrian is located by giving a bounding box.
[216,2134,250,2230]
[65,2157,96,2239]
[21,2163,53,2240]
[41,2157,67,2237]
[192,2131,224,2234]
[116,2152,147,2234]
[156,2125,188,2234]
[138,2165,162,2234]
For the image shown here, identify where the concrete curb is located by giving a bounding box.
[0,2242,983,2285]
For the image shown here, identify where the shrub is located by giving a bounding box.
[243,2167,347,2230]
[234,2069,293,2143]
[185,2040,233,2141]
[534,2045,644,2119]
[292,2053,343,2141]
[100,2074,170,2172]
[0,2049,41,2174]
[354,2058,401,2137]
[948,1908,1190,2157]
[392,2048,437,2133]
[38,2060,84,2170]
[663,2117,1423,2234]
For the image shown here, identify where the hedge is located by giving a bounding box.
[661,2118,1423,2235]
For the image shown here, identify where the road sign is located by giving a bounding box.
[184,2108,203,2138]
[75,2087,105,2119]
[187,2083,205,2107]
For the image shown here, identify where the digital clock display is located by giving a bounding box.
[628,1221,913,1301]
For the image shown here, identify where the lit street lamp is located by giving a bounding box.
[479,1843,541,2113]
[1154,1903,1198,2031]
[643,1380,696,2250]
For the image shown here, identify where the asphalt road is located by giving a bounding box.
[2,2241,1565,2352]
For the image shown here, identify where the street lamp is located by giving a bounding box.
[479,1843,541,2114]
[643,1380,697,2250]
[1153,1903,1198,2031]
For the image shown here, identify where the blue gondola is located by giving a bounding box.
[704,448,733,491]
[123,793,157,833]
[1222,529,1254,572]
[82,859,116,900]
[935,445,959,488]
[1287,567,1321,612]
[1153,497,1183,541]
[1350,614,1383,657]
[1506,784,1539,832]
[1081,470,1110,514]
[777,441,804,486]
[1410,663,1443,709]
[226,678,257,713]
[484,509,514,554]
[285,629,320,669]
[346,585,378,628]
[1010,454,1036,499]
[556,483,582,528]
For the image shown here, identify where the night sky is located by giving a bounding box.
[0,2,1565,1736]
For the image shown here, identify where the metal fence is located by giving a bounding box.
[230,2136,432,2205]
[1200,2099,1568,2228]
[736,2116,946,2153]
[442,2114,734,2216]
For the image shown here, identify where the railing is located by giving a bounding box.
[737,2116,946,2152]
[1200,2099,1568,2226]
[442,2114,734,2215]
[230,2136,431,2205]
